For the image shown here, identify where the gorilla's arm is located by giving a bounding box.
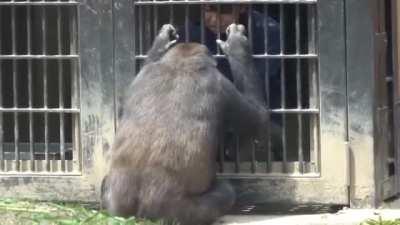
[144,24,178,65]
[217,24,266,106]
[221,76,268,137]
[218,24,268,143]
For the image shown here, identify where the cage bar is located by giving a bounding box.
[200,5,205,44]
[308,5,318,173]
[0,108,79,113]
[185,4,189,42]
[219,139,225,173]
[248,4,253,51]
[279,4,288,172]
[251,141,257,173]
[0,5,3,171]
[135,54,318,60]
[71,5,81,172]
[234,135,240,173]
[169,4,174,24]
[0,55,79,59]
[263,4,273,173]
[295,4,304,173]
[138,7,144,55]
[132,2,137,79]
[41,6,50,172]
[57,6,66,172]
[0,1,80,6]
[216,5,221,55]
[145,6,152,52]
[11,4,20,171]
[134,0,318,5]
[27,3,35,172]
[0,68,3,171]
[153,5,159,37]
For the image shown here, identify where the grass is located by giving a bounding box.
[361,217,400,225]
[0,198,161,225]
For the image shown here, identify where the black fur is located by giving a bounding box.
[101,24,267,225]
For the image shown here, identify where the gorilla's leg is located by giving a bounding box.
[144,24,178,65]
[168,180,235,225]
[102,167,234,225]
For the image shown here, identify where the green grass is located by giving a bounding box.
[0,198,161,225]
[361,217,400,225]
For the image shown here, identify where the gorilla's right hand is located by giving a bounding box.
[216,23,251,60]
[145,24,179,64]
[153,24,179,54]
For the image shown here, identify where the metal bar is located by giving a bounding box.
[41,6,50,172]
[0,34,3,171]
[279,4,287,172]
[0,170,81,176]
[251,140,257,173]
[134,0,318,5]
[200,5,205,44]
[153,5,158,37]
[310,115,319,172]
[295,4,304,173]
[71,6,78,55]
[216,5,221,55]
[169,4,174,24]
[0,108,80,113]
[308,5,318,172]
[11,5,20,171]
[308,4,316,54]
[264,4,272,173]
[219,139,224,173]
[139,6,144,55]
[72,5,81,172]
[57,6,65,171]
[27,3,34,171]
[70,6,78,109]
[132,2,137,75]
[295,4,301,54]
[0,2,80,6]
[135,54,319,59]
[248,4,253,51]
[185,4,189,42]
[235,135,240,173]
[145,6,151,51]
[0,55,79,59]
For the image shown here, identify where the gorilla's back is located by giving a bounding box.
[110,52,226,191]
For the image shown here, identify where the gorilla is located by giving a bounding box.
[101,24,268,225]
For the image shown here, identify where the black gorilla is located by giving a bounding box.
[101,24,267,225]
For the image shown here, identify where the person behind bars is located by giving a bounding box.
[179,4,284,161]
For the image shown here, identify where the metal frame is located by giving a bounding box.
[0,0,110,201]
[133,0,321,175]
[0,1,81,174]
[346,0,400,207]
[391,0,400,201]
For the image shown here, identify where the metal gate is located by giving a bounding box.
[0,0,97,201]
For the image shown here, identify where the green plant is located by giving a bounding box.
[0,198,160,225]
[361,216,400,225]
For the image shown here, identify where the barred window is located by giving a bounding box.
[0,0,80,173]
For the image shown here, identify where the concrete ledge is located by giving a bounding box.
[215,209,400,225]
